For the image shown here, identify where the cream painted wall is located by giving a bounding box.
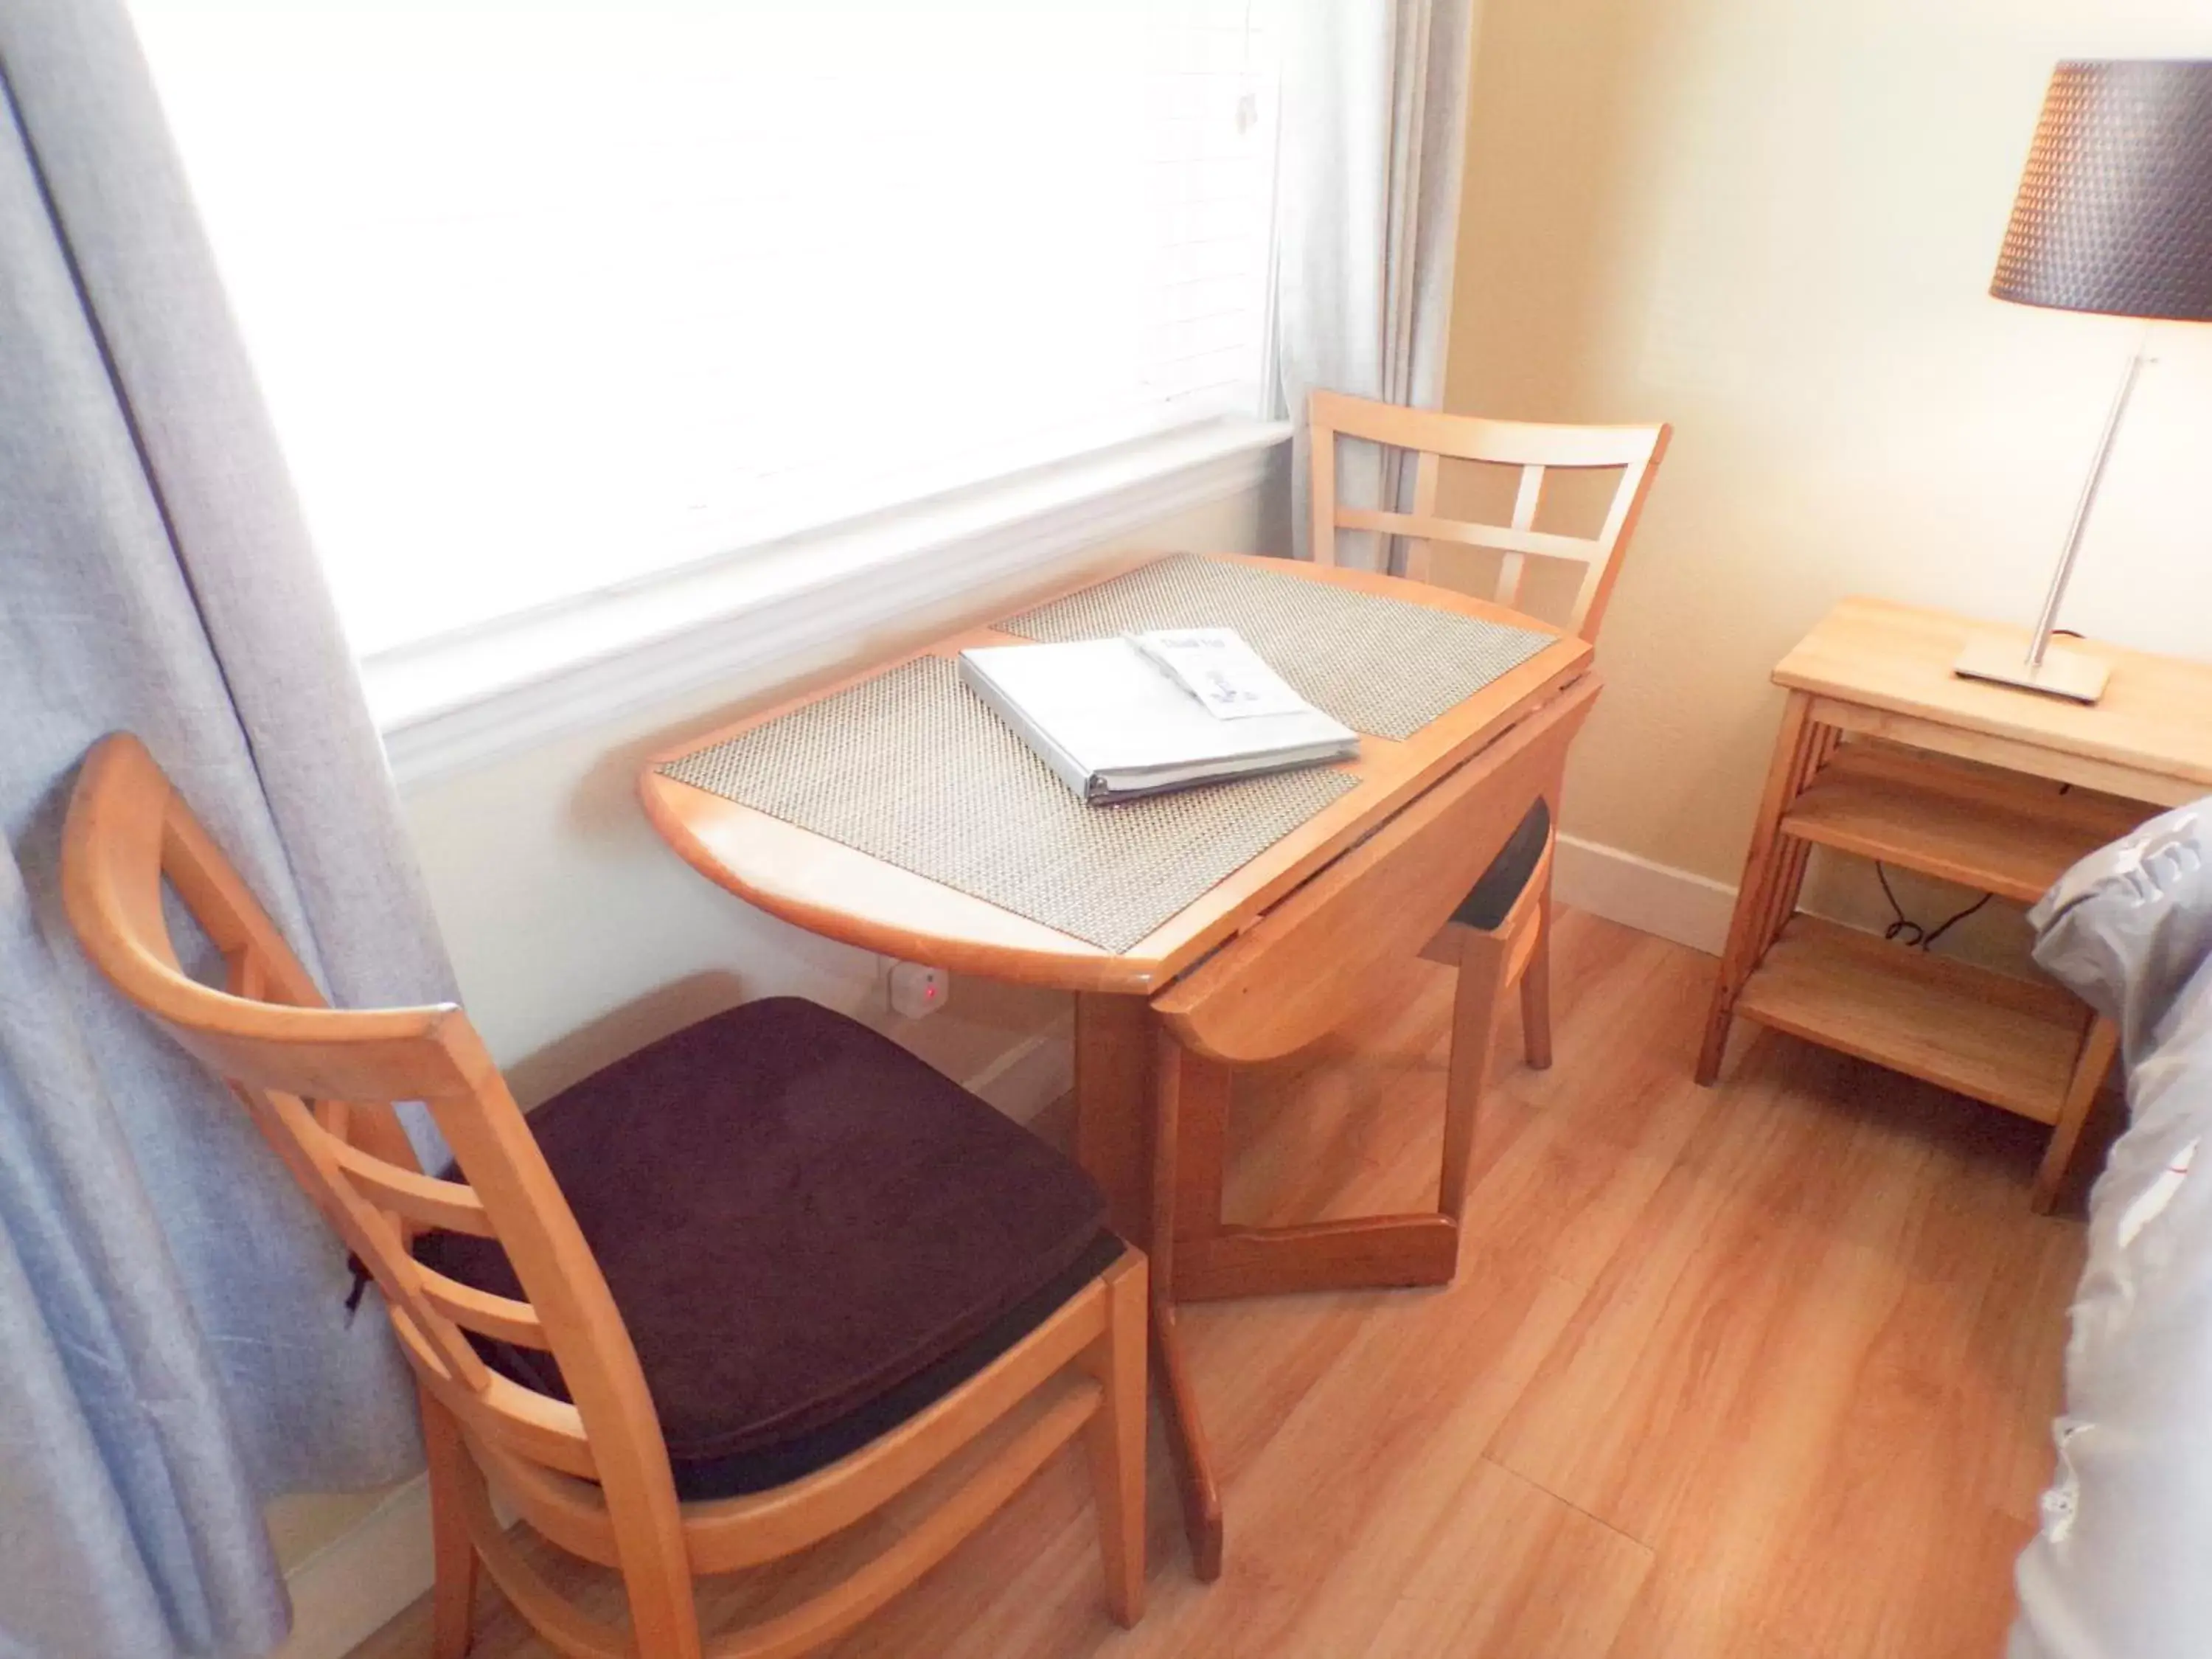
[1444,0,2212,922]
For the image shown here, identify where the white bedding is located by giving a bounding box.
[2012,802,2212,1659]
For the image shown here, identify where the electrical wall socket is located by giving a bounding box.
[887,960,949,1020]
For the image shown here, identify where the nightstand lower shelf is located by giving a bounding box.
[1734,915,2087,1124]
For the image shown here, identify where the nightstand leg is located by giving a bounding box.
[1698,692,1826,1083]
[2034,1015,2121,1213]
[1756,837,1814,957]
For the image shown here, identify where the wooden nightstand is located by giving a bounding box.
[1697,598,2212,1211]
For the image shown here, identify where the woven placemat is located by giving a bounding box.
[996,554,1554,740]
[659,656,1358,953]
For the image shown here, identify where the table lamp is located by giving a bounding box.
[1957,59,2212,703]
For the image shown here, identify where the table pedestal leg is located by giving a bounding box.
[1075,992,1155,1243]
[1074,992,1225,1580]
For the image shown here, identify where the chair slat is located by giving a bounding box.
[459,1462,631,1659]
[1495,464,1547,608]
[321,1129,496,1237]
[1510,465,1547,532]
[467,1430,622,1567]
[252,1088,507,1401]
[1569,451,1661,638]
[1334,507,1598,564]
[1311,388,1664,467]
[1405,450,1444,582]
[224,946,267,1002]
[397,1310,599,1480]
[465,1382,601,1482]
[369,1267,491,1394]
[418,1264,549,1349]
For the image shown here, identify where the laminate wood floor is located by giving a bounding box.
[351,912,2085,1659]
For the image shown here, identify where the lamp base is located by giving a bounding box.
[1952,636,2108,704]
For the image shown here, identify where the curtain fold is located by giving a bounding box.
[0,1,459,1652]
[1273,0,1476,571]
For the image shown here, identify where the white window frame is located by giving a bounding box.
[123,1,1295,779]
[369,417,1289,788]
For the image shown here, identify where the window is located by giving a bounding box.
[128,1,1281,657]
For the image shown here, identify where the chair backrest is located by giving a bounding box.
[1307,389,1671,644]
[59,735,688,1579]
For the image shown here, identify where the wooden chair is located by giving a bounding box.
[60,733,1147,1659]
[1310,390,1669,1214]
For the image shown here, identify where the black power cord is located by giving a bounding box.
[1877,860,1992,951]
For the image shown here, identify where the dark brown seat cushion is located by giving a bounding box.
[415,997,1113,1500]
[1449,797,1551,932]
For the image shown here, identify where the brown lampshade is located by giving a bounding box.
[1991,60,2212,322]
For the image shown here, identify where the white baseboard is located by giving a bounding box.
[1553,833,1735,956]
[962,1022,1075,1124]
[274,1476,431,1659]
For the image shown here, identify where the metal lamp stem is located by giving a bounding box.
[2027,326,2152,669]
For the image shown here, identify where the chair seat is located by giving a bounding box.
[1448,797,1551,933]
[416,997,1114,1500]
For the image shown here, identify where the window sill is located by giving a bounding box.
[365,418,1290,790]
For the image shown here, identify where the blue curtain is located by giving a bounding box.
[0,1,458,1651]
[1274,0,1475,571]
